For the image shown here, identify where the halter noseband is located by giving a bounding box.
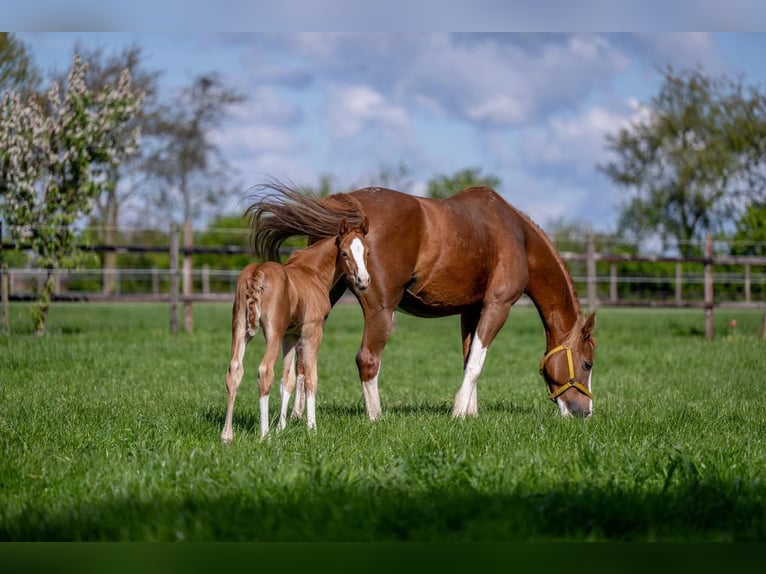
[538,344,593,402]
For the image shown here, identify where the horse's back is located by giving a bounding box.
[346,186,529,315]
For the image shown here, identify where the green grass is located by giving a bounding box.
[1,302,765,541]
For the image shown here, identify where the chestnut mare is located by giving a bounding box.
[247,183,596,419]
[221,216,370,442]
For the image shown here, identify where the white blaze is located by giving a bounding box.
[350,237,370,285]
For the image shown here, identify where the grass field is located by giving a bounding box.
[1,301,765,541]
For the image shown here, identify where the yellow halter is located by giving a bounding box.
[538,344,593,401]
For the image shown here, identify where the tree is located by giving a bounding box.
[0,55,144,333]
[68,43,162,294]
[600,66,766,256]
[427,167,501,199]
[0,32,41,94]
[142,73,245,227]
[731,201,766,256]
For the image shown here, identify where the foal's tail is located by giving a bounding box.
[234,265,266,339]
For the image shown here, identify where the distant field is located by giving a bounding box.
[1,302,764,541]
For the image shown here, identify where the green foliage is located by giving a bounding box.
[600,66,766,256]
[1,303,764,541]
[731,202,766,256]
[0,55,144,332]
[427,167,501,199]
[0,32,40,94]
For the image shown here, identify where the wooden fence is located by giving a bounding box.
[2,228,765,338]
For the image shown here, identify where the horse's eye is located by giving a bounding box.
[583,361,593,371]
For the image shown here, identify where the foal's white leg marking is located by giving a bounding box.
[362,364,382,421]
[452,334,487,417]
[291,374,305,419]
[350,237,370,287]
[278,383,291,430]
[260,394,270,439]
[306,392,317,430]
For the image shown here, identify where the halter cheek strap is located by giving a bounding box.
[538,344,593,401]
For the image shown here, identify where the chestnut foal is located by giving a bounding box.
[221,217,370,442]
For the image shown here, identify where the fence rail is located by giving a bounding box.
[2,230,765,337]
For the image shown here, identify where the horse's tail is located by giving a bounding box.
[245,180,367,261]
[245,270,266,338]
[233,266,265,339]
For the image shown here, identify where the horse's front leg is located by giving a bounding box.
[355,307,396,421]
[278,334,299,431]
[300,325,323,431]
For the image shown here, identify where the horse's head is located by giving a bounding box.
[539,312,596,417]
[337,216,371,291]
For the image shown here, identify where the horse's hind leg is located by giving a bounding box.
[278,334,299,430]
[258,332,282,439]
[291,339,306,420]
[221,318,250,443]
[452,301,512,418]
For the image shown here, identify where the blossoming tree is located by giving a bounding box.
[0,55,144,334]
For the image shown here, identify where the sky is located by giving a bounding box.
[14,29,766,232]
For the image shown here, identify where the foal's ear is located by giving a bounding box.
[338,217,349,236]
[582,312,596,341]
[361,216,369,235]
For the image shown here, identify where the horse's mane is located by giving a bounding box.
[246,181,366,261]
[508,203,583,319]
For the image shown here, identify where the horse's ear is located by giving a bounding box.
[582,312,596,341]
[339,217,349,236]
[361,216,369,235]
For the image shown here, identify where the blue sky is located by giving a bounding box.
[16,31,766,231]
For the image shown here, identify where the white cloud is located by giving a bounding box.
[325,84,410,139]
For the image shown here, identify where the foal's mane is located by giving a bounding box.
[246,181,366,261]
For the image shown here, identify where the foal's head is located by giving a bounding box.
[539,312,596,417]
[336,217,371,291]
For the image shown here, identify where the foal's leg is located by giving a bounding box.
[221,316,251,443]
[452,301,512,418]
[290,339,306,420]
[258,330,282,439]
[278,334,299,431]
[300,325,323,431]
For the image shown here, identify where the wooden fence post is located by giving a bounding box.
[675,262,683,306]
[183,221,193,333]
[704,234,714,340]
[609,262,617,304]
[169,224,179,334]
[744,263,751,304]
[202,264,210,296]
[586,233,597,313]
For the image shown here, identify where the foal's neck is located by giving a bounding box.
[286,237,340,290]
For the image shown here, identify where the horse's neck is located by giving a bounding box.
[286,237,338,290]
[520,218,581,346]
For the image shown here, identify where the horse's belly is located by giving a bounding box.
[398,285,481,317]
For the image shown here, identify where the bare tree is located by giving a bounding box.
[142,73,245,228]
